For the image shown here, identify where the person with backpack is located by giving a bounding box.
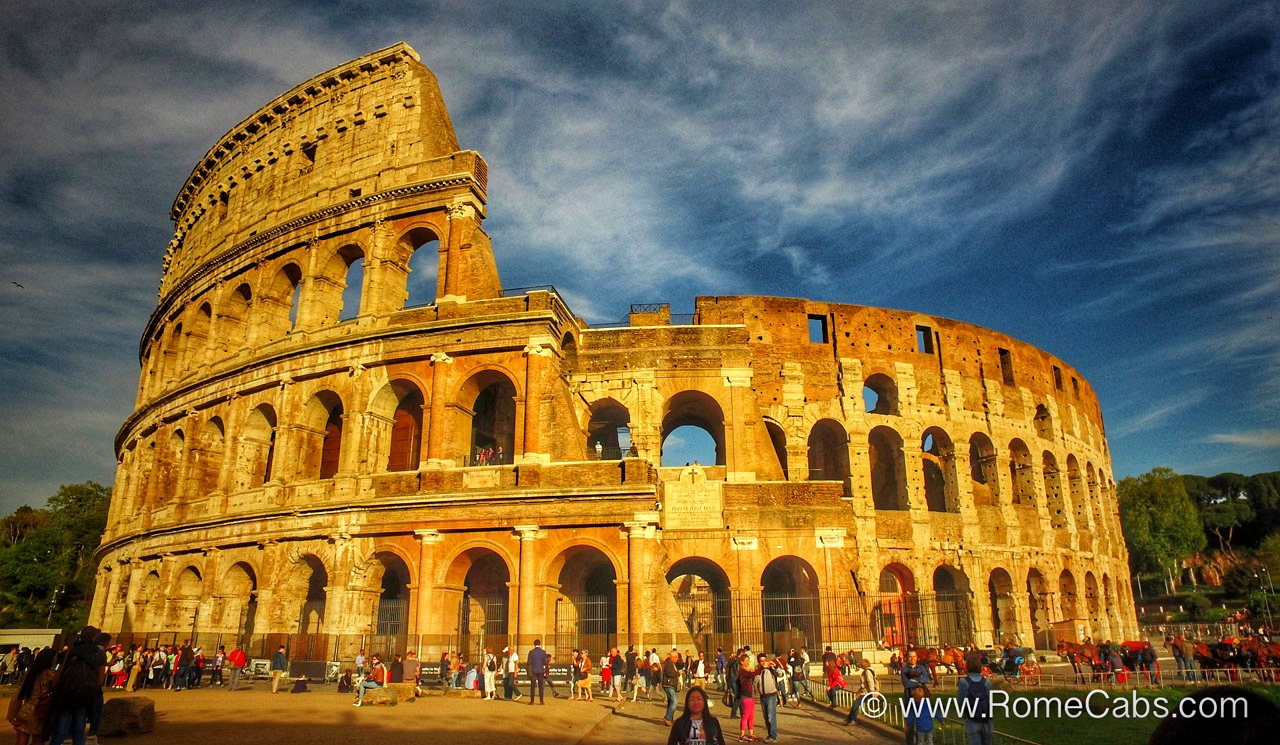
[843,657,879,725]
[45,626,106,745]
[956,656,993,745]
[755,653,784,743]
[905,685,937,745]
[481,647,496,700]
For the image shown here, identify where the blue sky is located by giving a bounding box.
[1,1,1278,514]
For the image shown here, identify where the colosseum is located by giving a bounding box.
[91,43,1137,666]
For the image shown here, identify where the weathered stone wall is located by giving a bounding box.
[93,43,1137,659]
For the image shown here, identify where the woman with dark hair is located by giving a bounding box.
[6,648,57,745]
[667,687,727,745]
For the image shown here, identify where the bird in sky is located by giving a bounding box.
[10,282,23,289]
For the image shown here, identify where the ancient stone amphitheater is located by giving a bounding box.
[91,43,1137,663]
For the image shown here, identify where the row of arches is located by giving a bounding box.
[142,230,444,395]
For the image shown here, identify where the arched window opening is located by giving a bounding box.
[224,562,258,641]
[388,384,424,472]
[164,323,183,382]
[295,556,328,635]
[375,553,412,642]
[240,405,277,489]
[863,374,899,415]
[159,430,185,505]
[761,557,822,651]
[1009,439,1035,505]
[338,246,365,321]
[470,379,517,465]
[456,551,512,659]
[264,263,303,339]
[1034,404,1054,439]
[874,564,917,647]
[189,418,225,498]
[807,418,850,496]
[765,420,788,480]
[667,558,733,649]
[1027,569,1048,642]
[586,399,630,461]
[320,404,344,479]
[1067,455,1089,539]
[553,547,618,655]
[170,566,203,629]
[188,303,212,372]
[931,566,973,646]
[1043,451,1068,530]
[220,284,252,357]
[403,229,441,308]
[869,426,907,510]
[1059,569,1079,622]
[661,391,726,467]
[968,433,1000,507]
[922,427,958,512]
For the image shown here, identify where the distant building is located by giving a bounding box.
[91,43,1136,660]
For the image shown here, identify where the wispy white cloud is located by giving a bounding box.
[1208,430,1280,448]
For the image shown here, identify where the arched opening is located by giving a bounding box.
[188,417,225,498]
[931,566,973,646]
[263,263,303,339]
[1043,451,1068,531]
[863,373,899,415]
[586,399,630,461]
[238,405,277,489]
[287,555,328,636]
[988,569,1017,646]
[761,556,822,650]
[163,323,184,383]
[874,564,918,647]
[661,391,726,466]
[159,430,185,506]
[869,426,907,510]
[387,382,424,472]
[968,433,999,507]
[223,562,258,641]
[552,546,618,657]
[1027,569,1048,644]
[337,245,365,321]
[466,374,517,465]
[171,566,202,632]
[300,391,344,480]
[131,571,162,633]
[764,420,789,480]
[374,552,412,653]
[560,332,578,374]
[1034,404,1053,439]
[807,418,851,496]
[1009,439,1035,505]
[219,284,252,357]
[667,557,732,652]
[1067,455,1089,546]
[403,228,441,308]
[452,550,512,660]
[187,303,212,372]
[1084,572,1101,640]
[922,427,958,512]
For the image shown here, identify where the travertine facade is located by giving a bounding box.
[92,43,1137,659]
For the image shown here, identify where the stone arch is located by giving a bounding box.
[1009,439,1035,505]
[1101,573,1116,639]
[187,302,212,372]
[586,397,630,460]
[262,261,303,340]
[443,547,513,657]
[1043,451,1068,531]
[163,322,184,382]
[221,561,258,639]
[1034,404,1054,439]
[667,556,733,639]
[807,418,850,495]
[374,551,412,638]
[931,565,974,646]
[1084,571,1101,638]
[761,556,822,650]
[133,570,163,632]
[863,373,899,415]
[875,563,918,647]
[869,425,907,510]
[922,427,958,512]
[759,418,787,480]
[218,283,252,358]
[988,568,1018,646]
[549,545,620,653]
[401,226,442,308]
[458,369,518,465]
[235,404,277,490]
[158,429,186,506]
[1067,455,1089,545]
[169,565,203,629]
[660,390,726,467]
[320,243,366,323]
[300,390,345,480]
[283,554,329,635]
[371,379,425,472]
[968,432,999,507]
[188,417,225,498]
[560,331,578,373]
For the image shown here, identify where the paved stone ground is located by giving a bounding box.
[3,683,892,745]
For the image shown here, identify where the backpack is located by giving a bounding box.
[1142,647,1156,664]
[52,651,100,710]
[962,676,991,722]
[486,656,496,672]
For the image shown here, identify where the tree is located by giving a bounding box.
[1200,496,1253,558]
[1119,467,1207,595]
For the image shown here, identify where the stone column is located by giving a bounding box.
[413,529,443,646]
[440,204,475,302]
[520,344,553,464]
[624,521,651,646]
[515,525,542,647]
[425,352,453,467]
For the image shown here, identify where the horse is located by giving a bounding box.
[918,644,966,677]
[1056,640,1100,684]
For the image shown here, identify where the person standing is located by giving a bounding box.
[173,641,193,691]
[714,647,726,690]
[526,640,549,705]
[575,650,593,701]
[661,650,680,726]
[503,647,522,701]
[355,649,366,678]
[209,646,226,687]
[403,650,421,695]
[844,658,879,725]
[755,653,783,743]
[609,648,625,701]
[270,645,288,694]
[900,650,931,694]
[46,627,106,745]
[227,645,247,691]
[956,656,992,745]
[624,645,638,694]
[6,647,56,745]
[736,652,758,742]
[666,687,727,745]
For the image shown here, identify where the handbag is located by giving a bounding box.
[721,688,733,707]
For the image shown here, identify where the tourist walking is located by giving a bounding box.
[844,658,879,725]
[227,645,247,691]
[661,651,680,726]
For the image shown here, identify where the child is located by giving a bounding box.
[904,684,936,745]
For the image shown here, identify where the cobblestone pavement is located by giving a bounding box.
[0,684,892,745]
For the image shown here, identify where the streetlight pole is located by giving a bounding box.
[1254,572,1274,631]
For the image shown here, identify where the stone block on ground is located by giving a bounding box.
[100,696,156,736]
[362,686,399,706]
[385,683,418,701]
